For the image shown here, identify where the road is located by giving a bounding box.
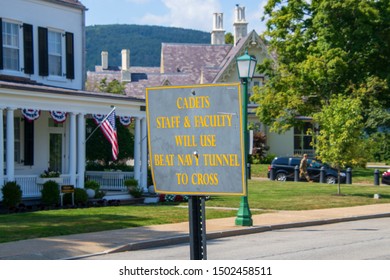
[83,217,390,260]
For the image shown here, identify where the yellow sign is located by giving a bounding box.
[61,185,75,193]
[146,83,245,196]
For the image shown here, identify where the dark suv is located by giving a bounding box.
[267,157,346,184]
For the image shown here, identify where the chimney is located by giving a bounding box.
[211,13,225,45]
[121,49,130,71]
[233,5,248,45]
[101,51,108,70]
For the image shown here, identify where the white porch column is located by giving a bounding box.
[69,112,77,186]
[141,117,148,191]
[133,117,141,183]
[6,108,15,182]
[77,113,86,188]
[0,109,4,187]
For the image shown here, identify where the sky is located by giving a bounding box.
[81,0,268,34]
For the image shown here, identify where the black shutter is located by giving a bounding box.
[24,120,34,166]
[0,18,3,70]
[65,32,74,79]
[23,23,34,74]
[38,27,48,76]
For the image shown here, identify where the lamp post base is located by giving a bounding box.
[235,196,253,226]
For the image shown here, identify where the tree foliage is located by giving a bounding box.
[98,78,126,94]
[253,0,390,134]
[311,95,367,193]
[225,32,234,44]
[252,0,390,164]
[311,95,367,167]
[86,118,134,164]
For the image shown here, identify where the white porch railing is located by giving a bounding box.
[1,172,133,201]
[12,175,73,199]
[85,171,134,191]
[15,175,41,198]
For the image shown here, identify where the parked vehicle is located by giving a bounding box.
[267,157,346,184]
[382,170,390,185]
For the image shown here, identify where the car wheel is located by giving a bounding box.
[275,173,287,181]
[326,176,336,184]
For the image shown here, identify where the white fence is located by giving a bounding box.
[85,171,134,191]
[0,172,134,200]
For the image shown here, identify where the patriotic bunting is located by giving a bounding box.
[119,116,133,126]
[50,111,67,123]
[93,114,106,124]
[22,109,40,122]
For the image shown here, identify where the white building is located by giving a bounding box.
[1,0,148,201]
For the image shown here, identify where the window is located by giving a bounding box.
[38,27,74,78]
[48,31,62,76]
[2,20,20,71]
[294,122,315,156]
[1,19,34,74]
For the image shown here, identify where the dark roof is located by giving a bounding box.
[161,43,232,84]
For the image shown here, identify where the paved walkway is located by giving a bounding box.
[1,203,390,260]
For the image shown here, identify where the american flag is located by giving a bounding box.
[99,109,119,160]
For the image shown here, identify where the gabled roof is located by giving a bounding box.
[213,30,270,83]
[161,43,232,84]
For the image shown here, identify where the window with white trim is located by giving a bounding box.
[294,122,315,156]
[2,20,20,71]
[48,30,62,76]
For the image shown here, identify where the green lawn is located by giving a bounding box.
[1,175,389,243]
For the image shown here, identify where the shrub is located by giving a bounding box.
[124,178,143,198]
[85,180,105,199]
[124,178,138,187]
[261,153,277,164]
[128,185,143,198]
[1,181,22,208]
[41,180,60,206]
[63,188,88,205]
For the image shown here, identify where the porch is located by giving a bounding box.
[1,81,149,203]
[3,171,136,201]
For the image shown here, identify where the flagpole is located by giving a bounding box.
[85,106,116,143]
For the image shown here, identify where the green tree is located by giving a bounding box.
[225,32,234,44]
[86,118,134,165]
[98,78,126,94]
[311,95,367,194]
[252,0,390,134]
[252,0,390,164]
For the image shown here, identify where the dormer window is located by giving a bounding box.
[1,20,20,71]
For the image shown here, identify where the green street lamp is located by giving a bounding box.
[235,50,257,226]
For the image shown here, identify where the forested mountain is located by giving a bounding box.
[86,24,210,71]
